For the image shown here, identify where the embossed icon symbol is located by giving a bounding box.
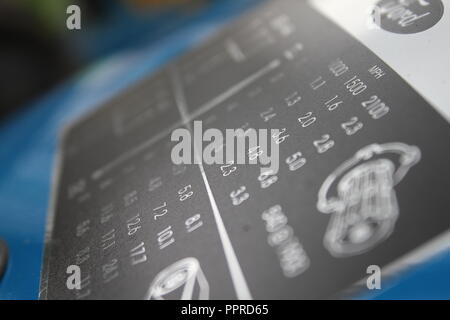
[317,143,421,257]
[145,257,209,300]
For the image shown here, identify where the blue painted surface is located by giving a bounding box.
[362,249,450,300]
[0,0,449,300]
[0,0,260,299]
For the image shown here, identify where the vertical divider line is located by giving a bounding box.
[169,66,253,300]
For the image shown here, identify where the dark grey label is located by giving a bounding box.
[41,0,450,299]
[373,0,444,34]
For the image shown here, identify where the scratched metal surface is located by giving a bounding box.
[41,0,450,299]
[0,0,261,299]
[2,0,450,300]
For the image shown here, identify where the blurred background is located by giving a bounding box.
[0,0,238,119]
[0,0,260,299]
